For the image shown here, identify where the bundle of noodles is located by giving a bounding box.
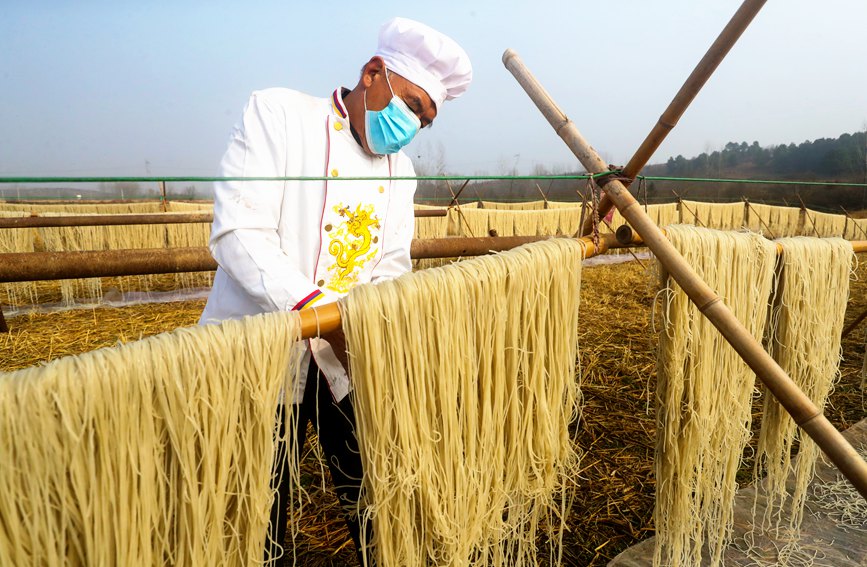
[413,207,450,240]
[536,207,579,236]
[705,202,746,231]
[745,203,802,237]
[555,207,582,236]
[449,208,516,237]
[480,200,546,210]
[0,310,303,566]
[342,238,584,567]
[513,208,581,237]
[36,212,168,251]
[456,200,480,209]
[655,225,777,567]
[36,212,169,305]
[646,203,680,227]
[447,207,485,237]
[0,211,40,307]
[802,209,846,237]
[678,200,706,226]
[485,209,518,237]
[413,206,453,270]
[167,201,214,212]
[0,202,162,214]
[511,209,544,236]
[163,216,211,248]
[755,237,851,533]
[547,200,581,209]
[680,200,744,229]
[843,217,867,240]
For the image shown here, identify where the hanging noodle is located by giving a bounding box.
[844,217,867,240]
[413,205,454,270]
[0,203,216,305]
[554,207,582,236]
[801,209,846,238]
[646,203,680,228]
[342,238,585,567]
[755,237,852,534]
[655,225,777,567]
[166,201,214,212]
[745,203,802,237]
[0,202,162,215]
[0,211,39,307]
[413,206,450,240]
[0,311,303,566]
[708,202,747,230]
[480,200,547,210]
[679,201,746,230]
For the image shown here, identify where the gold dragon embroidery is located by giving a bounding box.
[326,203,381,293]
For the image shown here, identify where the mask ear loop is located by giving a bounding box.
[383,68,396,96]
[365,67,396,112]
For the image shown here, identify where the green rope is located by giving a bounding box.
[638,175,867,188]
[0,174,605,184]
[0,173,865,188]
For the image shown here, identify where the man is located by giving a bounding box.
[199,16,472,565]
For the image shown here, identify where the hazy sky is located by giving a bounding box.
[1,0,865,178]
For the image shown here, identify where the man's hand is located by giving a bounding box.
[321,327,350,371]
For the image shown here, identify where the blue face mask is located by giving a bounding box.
[364,71,421,155]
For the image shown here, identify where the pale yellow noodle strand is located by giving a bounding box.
[0,311,303,566]
[802,209,846,238]
[755,237,852,534]
[654,225,777,567]
[342,238,584,567]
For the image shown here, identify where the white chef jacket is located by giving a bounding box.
[199,87,417,402]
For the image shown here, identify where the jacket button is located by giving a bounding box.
[378,185,385,193]
[334,122,343,131]
[331,169,339,177]
[317,279,325,287]
[324,224,332,231]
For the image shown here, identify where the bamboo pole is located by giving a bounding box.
[582,0,768,235]
[2,230,865,284]
[0,212,213,229]
[159,181,168,212]
[0,209,445,229]
[841,307,867,340]
[0,247,217,282]
[0,234,624,283]
[502,48,867,499]
[414,209,448,217]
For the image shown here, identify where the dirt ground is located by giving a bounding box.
[1,257,865,566]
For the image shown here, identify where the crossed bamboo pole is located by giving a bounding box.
[581,0,768,236]
[501,49,867,499]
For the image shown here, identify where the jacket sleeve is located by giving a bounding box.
[371,156,416,282]
[209,91,323,311]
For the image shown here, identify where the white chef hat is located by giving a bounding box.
[374,17,473,109]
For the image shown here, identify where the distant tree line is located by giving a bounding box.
[637,131,867,211]
[656,131,867,181]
